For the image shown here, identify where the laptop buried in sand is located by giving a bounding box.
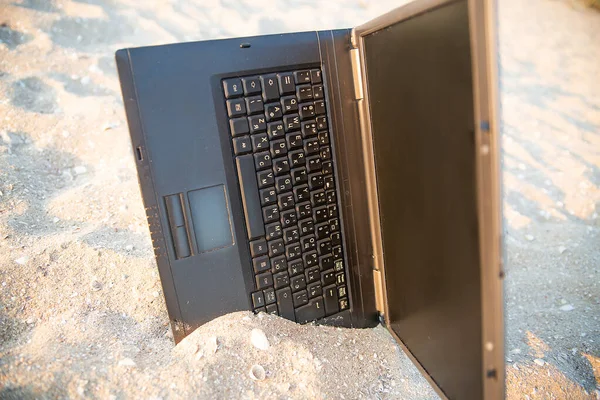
[116,0,504,398]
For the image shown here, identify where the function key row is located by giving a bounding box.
[223,70,322,100]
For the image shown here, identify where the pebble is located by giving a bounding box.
[118,358,136,367]
[251,328,270,350]
[558,246,567,254]
[15,256,28,265]
[125,245,134,251]
[525,234,535,241]
[249,364,266,381]
[91,281,102,291]
[52,217,59,223]
[559,304,574,311]
[73,166,87,175]
[534,358,545,366]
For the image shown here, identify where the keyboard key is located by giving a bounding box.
[291,275,306,292]
[268,239,285,258]
[281,95,298,114]
[337,286,347,298]
[283,226,300,243]
[254,151,271,170]
[278,192,295,211]
[318,131,329,145]
[322,161,333,175]
[293,290,309,307]
[296,202,311,220]
[266,303,278,315]
[336,272,345,285]
[250,239,268,257]
[284,114,300,131]
[230,117,249,136]
[339,298,349,311]
[285,243,301,260]
[286,132,303,150]
[291,167,307,185]
[301,235,316,253]
[261,74,279,102]
[317,239,331,256]
[308,283,322,298]
[242,77,262,95]
[274,271,290,289]
[262,204,279,224]
[265,102,283,121]
[326,190,337,204]
[313,85,324,100]
[294,70,311,84]
[320,147,331,161]
[299,219,314,236]
[278,73,295,95]
[324,175,334,191]
[332,245,342,260]
[301,120,318,137]
[227,98,246,117]
[251,133,269,152]
[320,254,334,270]
[310,69,322,84]
[293,184,310,202]
[334,259,344,272]
[289,259,304,276]
[280,209,297,228]
[273,158,290,176]
[331,232,341,247]
[324,285,339,315]
[267,121,285,139]
[297,85,313,101]
[270,139,287,158]
[252,291,265,308]
[295,297,325,323]
[322,269,335,285]
[304,138,319,156]
[264,288,276,304]
[315,222,330,240]
[252,255,270,273]
[299,102,315,119]
[304,252,318,269]
[257,169,274,188]
[308,173,324,190]
[276,287,295,321]
[316,116,327,131]
[329,218,339,232]
[246,96,264,115]
[265,222,282,241]
[289,150,305,167]
[328,204,338,219]
[259,187,276,207]
[305,266,320,283]
[315,100,325,115]
[306,156,321,172]
[236,155,265,240]
[256,272,273,289]
[223,78,243,98]
[232,136,251,155]
[275,175,292,193]
[249,115,267,133]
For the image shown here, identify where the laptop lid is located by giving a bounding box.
[352,0,503,399]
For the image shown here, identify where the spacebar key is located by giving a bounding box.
[236,155,265,240]
[295,296,325,323]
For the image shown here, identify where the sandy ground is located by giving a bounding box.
[0,0,598,398]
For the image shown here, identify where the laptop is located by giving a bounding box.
[115,0,504,398]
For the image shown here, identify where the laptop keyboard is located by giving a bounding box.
[222,68,349,324]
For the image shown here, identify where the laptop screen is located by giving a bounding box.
[363,1,483,399]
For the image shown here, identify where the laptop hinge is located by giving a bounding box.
[349,48,364,100]
[373,269,385,315]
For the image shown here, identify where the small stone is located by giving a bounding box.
[52,217,59,223]
[91,281,102,291]
[73,166,87,175]
[251,328,270,350]
[26,317,35,324]
[533,358,545,366]
[249,364,266,381]
[80,76,90,85]
[15,256,28,265]
[125,245,134,251]
[206,336,218,354]
[559,304,574,311]
[103,122,119,131]
[560,299,567,305]
[558,246,567,254]
[525,234,535,241]
[118,358,136,367]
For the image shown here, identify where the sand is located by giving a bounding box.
[0,0,598,398]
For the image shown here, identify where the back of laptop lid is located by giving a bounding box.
[353,0,503,399]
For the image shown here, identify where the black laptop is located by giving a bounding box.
[116,0,504,398]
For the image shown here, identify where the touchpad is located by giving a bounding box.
[188,185,234,253]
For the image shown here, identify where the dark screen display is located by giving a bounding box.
[363,1,483,399]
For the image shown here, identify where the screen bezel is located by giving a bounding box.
[351,0,504,399]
